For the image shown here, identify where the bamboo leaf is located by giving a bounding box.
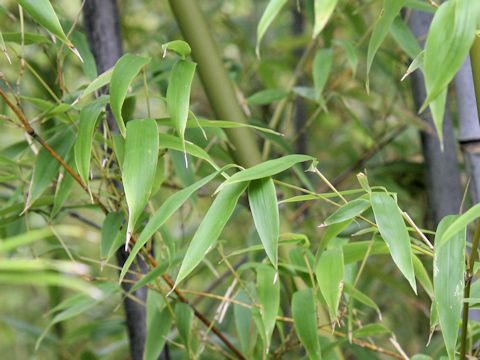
[371,192,416,293]
[145,294,172,360]
[316,247,344,319]
[175,302,194,352]
[100,212,124,260]
[366,0,406,87]
[247,89,288,106]
[74,102,104,185]
[222,154,314,186]
[16,0,72,47]
[292,288,322,360]
[166,59,196,162]
[434,216,466,360]
[120,165,234,284]
[0,31,10,63]
[80,69,113,99]
[256,0,288,56]
[234,290,256,356]
[313,48,333,103]
[122,119,159,248]
[248,178,279,269]
[313,0,338,38]
[439,202,480,248]
[256,266,280,351]
[1,32,50,45]
[51,168,74,217]
[390,17,421,59]
[324,198,370,225]
[161,40,191,58]
[174,182,248,286]
[110,54,151,137]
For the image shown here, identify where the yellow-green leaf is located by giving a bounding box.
[316,247,344,319]
[313,0,338,38]
[256,0,288,56]
[256,266,280,352]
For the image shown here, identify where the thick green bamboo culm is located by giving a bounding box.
[167,0,262,168]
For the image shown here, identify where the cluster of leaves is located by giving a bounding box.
[1,0,480,359]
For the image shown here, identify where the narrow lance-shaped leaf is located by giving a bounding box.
[122,119,159,249]
[371,192,416,293]
[222,154,314,186]
[166,59,197,164]
[434,216,466,360]
[15,0,80,59]
[248,177,279,269]
[421,0,480,143]
[256,266,280,352]
[174,181,248,287]
[110,54,151,137]
[313,0,338,38]
[313,48,333,103]
[366,0,406,89]
[316,247,344,319]
[119,165,236,284]
[74,102,104,185]
[292,288,322,360]
[256,0,288,57]
[324,198,370,225]
[144,294,172,360]
[440,202,480,247]
[175,302,194,354]
[101,212,124,260]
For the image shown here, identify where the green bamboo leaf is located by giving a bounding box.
[234,290,256,356]
[256,0,288,56]
[434,216,466,360]
[174,181,248,286]
[248,178,279,269]
[313,48,333,103]
[122,119,159,249]
[80,68,113,99]
[16,0,73,48]
[71,32,97,80]
[353,323,391,338]
[247,89,288,106]
[439,202,480,248]
[422,1,480,111]
[324,198,370,225]
[222,154,314,186]
[110,54,151,137]
[1,32,50,45]
[166,59,197,163]
[144,294,172,360]
[100,212,124,260]
[313,0,338,38]
[26,127,75,210]
[51,168,74,217]
[120,165,234,284]
[130,263,168,293]
[74,102,104,185]
[161,40,191,58]
[366,0,406,88]
[371,192,416,293]
[256,266,280,352]
[390,17,422,59]
[413,254,433,299]
[343,283,382,318]
[316,247,344,319]
[292,288,322,360]
[175,302,194,353]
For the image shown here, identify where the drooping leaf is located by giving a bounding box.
[439,201,480,248]
[175,302,194,353]
[71,32,97,80]
[16,0,72,47]
[434,216,466,360]
[256,266,280,352]
[174,181,248,286]
[421,0,480,141]
[27,127,75,209]
[100,212,124,260]
[144,292,172,360]
[51,168,74,217]
[324,198,370,226]
[74,102,104,185]
[366,0,406,87]
[248,177,279,269]
[413,254,433,299]
[222,154,314,186]
[313,0,338,38]
[122,119,159,248]
[110,54,151,137]
[161,40,191,58]
[166,59,197,160]
[256,0,288,56]
[292,288,322,360]
[234,290,256,356]
[390,17,422,59]
[316,247,344,319]
[313,48,333,103]
[370,192,416,293]
[119,165,235,284]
